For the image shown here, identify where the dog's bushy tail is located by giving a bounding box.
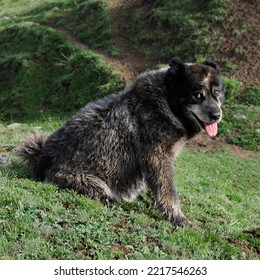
[14,133,47,175]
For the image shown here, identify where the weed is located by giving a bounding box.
[222,77,242,104]
[224,61,237,71]
[217,80,259,151]
[232,22,253,37]
[242,85,260,106]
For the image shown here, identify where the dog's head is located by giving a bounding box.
[165,57,224,138]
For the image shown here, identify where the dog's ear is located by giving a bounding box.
[168,57,186,78]
[203,60,218,70]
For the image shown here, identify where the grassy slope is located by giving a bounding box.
[126,0,229,61]
[0,0,259,260]
[53,0,116,53]
[220,80,260,151]
[0,122,259,260]
[0,0,122,121]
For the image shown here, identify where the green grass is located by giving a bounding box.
[0,0,122,122]
[0,0,68,26]
[219,81,260,151]
[0,122,259,259]
[126,0,229,60]
[0,22,122,121]
[0,0,115,52]
[54,0,116,53]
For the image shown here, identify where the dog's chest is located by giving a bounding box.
[171,136,187,158]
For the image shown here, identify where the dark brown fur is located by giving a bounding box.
[15,58,224,228]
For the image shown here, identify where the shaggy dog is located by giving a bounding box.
[16,57,224,227]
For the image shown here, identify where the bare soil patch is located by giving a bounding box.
[187,134,260,159]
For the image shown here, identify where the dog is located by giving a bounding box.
[15,57,224,227]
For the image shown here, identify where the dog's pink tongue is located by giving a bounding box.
[204,123,218,137]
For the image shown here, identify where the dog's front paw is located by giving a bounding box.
[172,215,198,230]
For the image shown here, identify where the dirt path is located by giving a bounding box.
[103,0,157,81]
[51,0,157,84]
[187,134,259,160]
[52,25,134,84]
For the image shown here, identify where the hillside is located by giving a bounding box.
[105,0,259,87]
[0,0,259,261]
[213,0,259,87]
[0,0,259,150]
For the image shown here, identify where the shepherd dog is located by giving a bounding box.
[15,57,224,228]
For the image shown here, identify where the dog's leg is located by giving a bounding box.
[46,170,114,200]
[145,157,193,228]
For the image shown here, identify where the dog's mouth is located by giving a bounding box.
[193,114,218,138]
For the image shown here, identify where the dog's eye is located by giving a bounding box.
[213,90,220,97]
[193,92,203,100]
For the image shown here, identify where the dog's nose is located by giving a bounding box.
[210,112,221,121]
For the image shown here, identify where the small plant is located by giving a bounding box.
[242,85,260,106]
[222,77,242,103]
[219,81,260,151]
[232,21,253,37]
[224,61,237,71]
[234,45,244,55]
